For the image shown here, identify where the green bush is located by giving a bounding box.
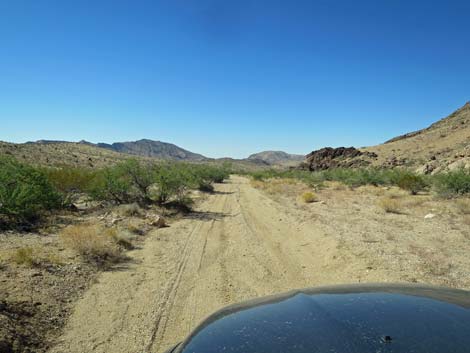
[0,157,62,225]
[188,164,230,192]
[42,167,96,204]
[115,159,155,202]
[152,163,193,204]
[247,167,428,190]
[395,172,427,195]
[434,168,470,196]
[86,160,230,208]
[88,166,134,204]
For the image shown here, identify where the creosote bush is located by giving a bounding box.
[87,159,230,208]
[0,157,62,227]
[42,167,96,205]
[0,157,231,228]
[248,167,470,198]
[395,173,427,195]
[433,168,470,197]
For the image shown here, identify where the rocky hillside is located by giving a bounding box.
[90,139,206,161]
[0,140,267,170]
[0,141,143,168]
[0,139,207,167]
[302,102,470,173]
[363,102,470,172]
[248,151,304,166]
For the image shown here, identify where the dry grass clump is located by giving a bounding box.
[385,188,407,199]
[301,191,318,203]
[9,246,64,267]
[106,227,135,250]
[12,247,39,267]
[325,181,348,191]
[251,178,305,199]
[126,220,146,235]
[60,224,125,267]
[378,197,403,214]
[455,198,470,214]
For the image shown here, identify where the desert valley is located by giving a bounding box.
[1,102,469,353]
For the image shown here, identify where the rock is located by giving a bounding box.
[302,147,372,171]
[416,163,437,175]
[424,213,436,219]
[150,215,166,228]
[110,217,123,225]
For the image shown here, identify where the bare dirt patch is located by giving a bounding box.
[0,231,97,353]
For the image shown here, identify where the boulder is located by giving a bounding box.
[150,215,166,228]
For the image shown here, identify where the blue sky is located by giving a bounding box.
[0,0,469,158]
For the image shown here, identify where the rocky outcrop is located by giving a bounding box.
[302,147,377,171]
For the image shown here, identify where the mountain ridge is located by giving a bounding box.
[247,150,304,165]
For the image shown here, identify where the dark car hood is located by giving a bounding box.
[169,283,470,353]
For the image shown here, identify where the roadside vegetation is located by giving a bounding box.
[248,167,470,197]
[0,156,231,230]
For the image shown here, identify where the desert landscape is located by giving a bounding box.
[1,102,469,353]
[2,2,470,352]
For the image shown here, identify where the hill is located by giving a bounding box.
[0,140,268,170]
[247,151,304,166]
[302,102,470,173]
[363,101,470,172]
[0,141,148,168]
[92,139,207,161]
[0,138,207,167]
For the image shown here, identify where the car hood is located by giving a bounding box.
[169,283,470,353]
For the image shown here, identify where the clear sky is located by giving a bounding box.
[0,0,469,158]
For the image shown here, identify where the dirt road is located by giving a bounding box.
[50,176,385,353]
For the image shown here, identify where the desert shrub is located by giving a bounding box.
[395,172,427,195]
[301,191,318,203]
[115,159,155,202]
[12,247,38,267]
[43,167,96,204]
[10,246,62,267]
[187,164,230,192]
[60,224,124,267]
[88,166,133,204]
[198,181,214,192]
[378,197,402,214]
[433,168,470,196]
[105,228,135,250]
[152,163,193,204]
[0,157,62,226]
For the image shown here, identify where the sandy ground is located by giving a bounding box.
[49,176,470,353]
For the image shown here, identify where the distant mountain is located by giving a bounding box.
[87,139,207,161]
[247,151,304,165]
[0,138,207,167]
